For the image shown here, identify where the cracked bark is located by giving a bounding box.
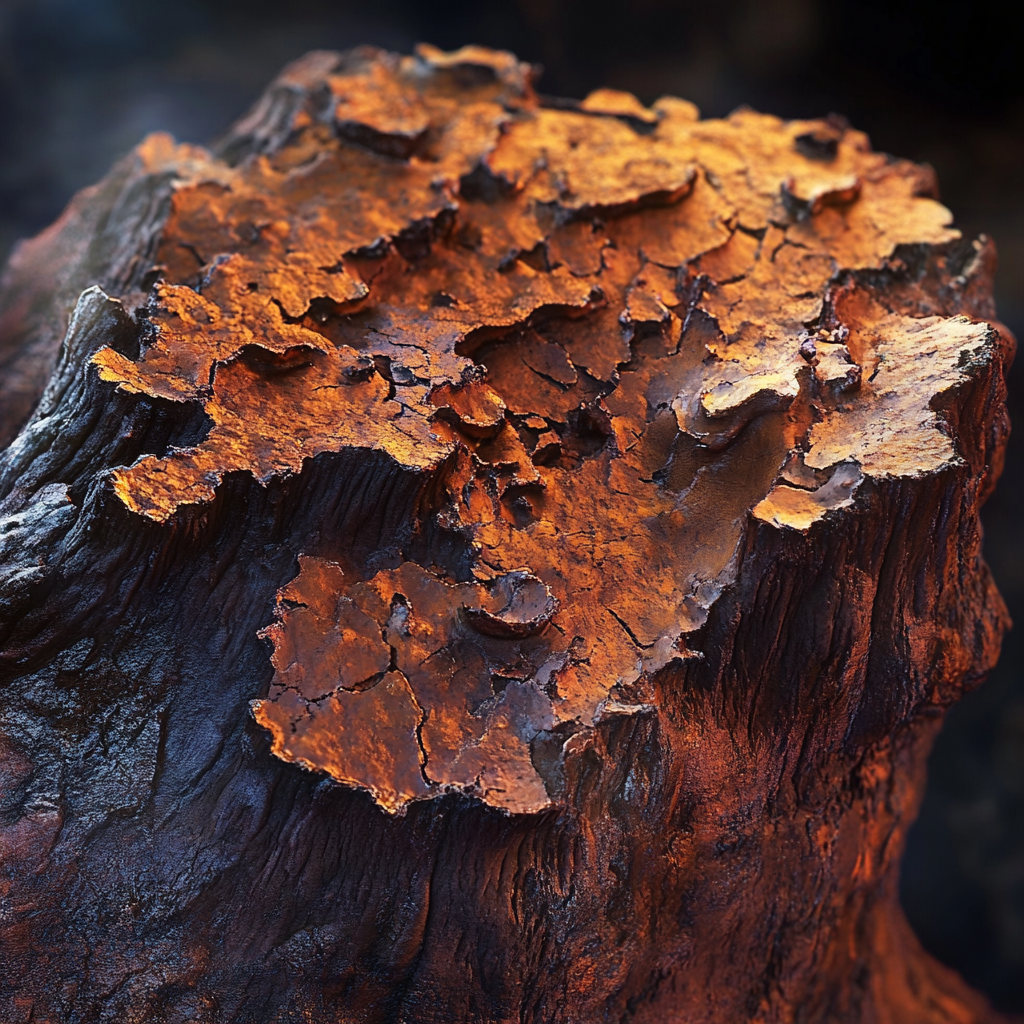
[0,44,1017,1023]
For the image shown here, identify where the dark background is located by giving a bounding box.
[1,0,1021,1011]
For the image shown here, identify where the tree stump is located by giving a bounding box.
[0,45,1016,1023]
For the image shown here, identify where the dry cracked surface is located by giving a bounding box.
[83,44,1001,814]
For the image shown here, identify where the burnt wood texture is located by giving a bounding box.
[0,45,1016,1023]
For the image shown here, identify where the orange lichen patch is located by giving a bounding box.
[469,422,541,489]
[99,237,596,519]
[623,264,680,325]
[814,343,862,391]
[788,169,958,270]
[692,228,762,285]
[93,256,333,402]
[329,58,431,153]
[448,193,548,265]
[551,305,634,385]
[701,226,834,342]
[611,172,735,269]
[253,673,429,815]
[691,110,871,222]
[579,88,658,125]
[364,247,597,334]
[665,223,831,447]
[84,45,1005,813]
[256,403,790,811]
[111,345,446,521]
[439,412,793,730]
[753,462,862,530]
[257,558,392,698]
[323,45,531,174]
[326,262,598,392]
[154,150,454,292]
[424,101,513,182]
[412,42,533,97]
[254,557,560,813]
[532,430,561,463]
[472,329,595,424]
[806,312,995,478]
[153,44,540,289]
[429,380,507,437]
[649,104,957,270]
[428,411,542,491]
[198,223,366,319]
[540,245,642,384]
[691,365,800,428]
[546,218,611,277]
[486,108,696,215]
[517,332,578,384]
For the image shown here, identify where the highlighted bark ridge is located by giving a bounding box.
[88,45,1000,813]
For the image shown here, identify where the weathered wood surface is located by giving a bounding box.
[0,45,1016,1023]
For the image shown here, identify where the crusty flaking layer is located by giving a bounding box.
[80,44,998,813]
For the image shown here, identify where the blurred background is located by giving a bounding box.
[0,0,1021,1011]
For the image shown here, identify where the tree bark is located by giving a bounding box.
[0,44,1016,1023]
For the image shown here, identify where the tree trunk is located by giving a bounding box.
[0,44,1016,1024]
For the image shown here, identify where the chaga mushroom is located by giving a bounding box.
[0,44,1016,1024]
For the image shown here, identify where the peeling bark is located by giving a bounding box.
[0,44,1016,1023]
